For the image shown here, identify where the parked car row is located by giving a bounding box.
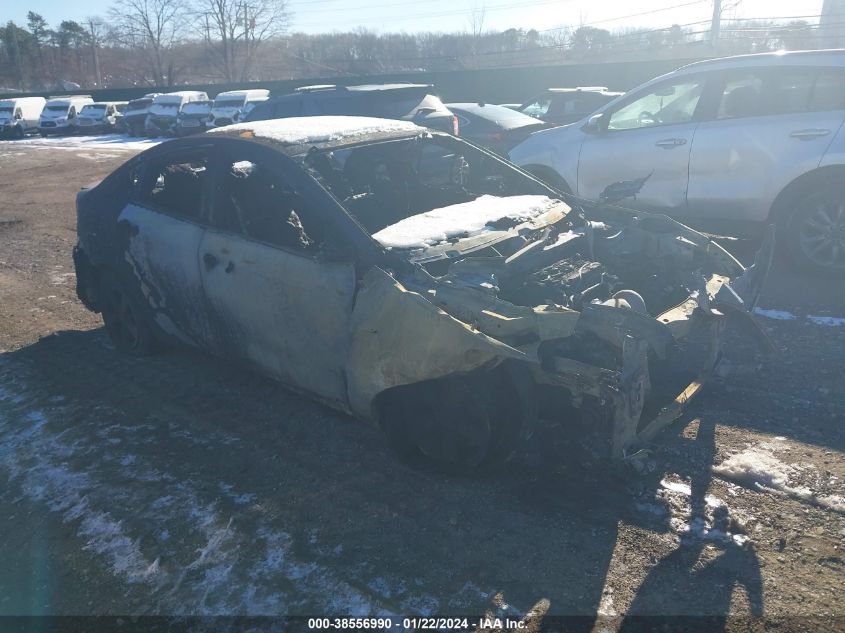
[0,89,271,139]
[0,84,549,156]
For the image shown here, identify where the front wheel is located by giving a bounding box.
[787,184,845,277]
[377,365,532,470]
[99,271,156,356]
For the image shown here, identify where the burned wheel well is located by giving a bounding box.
[372,360,536,469]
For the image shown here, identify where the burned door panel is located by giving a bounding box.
[118,203,211,345]
[199,230,357,407]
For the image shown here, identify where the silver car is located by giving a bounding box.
[510,50,845,277]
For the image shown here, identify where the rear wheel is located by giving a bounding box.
[13,125,24,139]
[787,183,845,277]
[99,271,156,356]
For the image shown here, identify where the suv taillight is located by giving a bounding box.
[452,115,460,136]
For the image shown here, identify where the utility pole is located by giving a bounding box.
[821,0,845,48]
[710,0,721,48]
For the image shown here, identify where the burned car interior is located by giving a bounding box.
[304,135,540,235]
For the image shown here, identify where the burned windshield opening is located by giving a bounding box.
[303,135,564,243]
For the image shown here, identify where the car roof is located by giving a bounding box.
[448,102,538,119]
[206,115,426,154]
[676,48,845,73]
[214,89,270,99]
[291,83,433,95]
[547,86,609,93]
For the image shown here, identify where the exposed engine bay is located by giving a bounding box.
[301,130,773,465]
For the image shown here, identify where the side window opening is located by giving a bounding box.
[716,68,832,119]
[809,69,845,112]
[717,73,764,119]
[608,79,704,130]
[522,98,551,118]
[139,157,208,221]
[213,158,321,252]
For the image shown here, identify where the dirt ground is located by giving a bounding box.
[0,138,843,631]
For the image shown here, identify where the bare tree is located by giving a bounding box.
[109,0,187,86]
[195,0,289,83]
[468,1,486,39]
[85,17,106,86]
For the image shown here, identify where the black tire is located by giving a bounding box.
[99,271,156,356]
[13,125,24,139]
[786,183,845,277]
[378,364,531,471]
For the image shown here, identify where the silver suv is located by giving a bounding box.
[510,50,845,276]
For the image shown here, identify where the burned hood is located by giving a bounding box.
[371,194,571,261]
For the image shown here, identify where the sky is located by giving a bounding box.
[4,0,823,35]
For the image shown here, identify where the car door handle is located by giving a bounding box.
[202,252,219,270]
[790,128,831,140]
[655,138,687,148]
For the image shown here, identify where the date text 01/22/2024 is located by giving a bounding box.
[307,617,528,630]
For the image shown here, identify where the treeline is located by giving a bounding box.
[0,8,820,93]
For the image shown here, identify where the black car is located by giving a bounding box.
[446,103,546,155]
[245,83,459,135]
[517,87,622,126]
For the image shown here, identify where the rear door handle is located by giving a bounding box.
[655,138,687,148]
[790,128,831,140]
[202,252,219,270]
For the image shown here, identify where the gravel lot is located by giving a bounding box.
[0,136,843,630]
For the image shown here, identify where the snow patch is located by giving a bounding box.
[3,134,167,151]
[753,307,797,321]
[711,440,842,512]
[714,441,803,495]
[807,315,845,327]
[372,194,560,249]
[212,116,421,146]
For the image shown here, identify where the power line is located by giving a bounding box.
[292,0,576,26]
[538,0,709,32]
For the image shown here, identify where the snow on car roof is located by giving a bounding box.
[208,116,424,146]
[372,194,561,249]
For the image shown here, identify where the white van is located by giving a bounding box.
[39,95,94,136]
[0,96,47,138]
[175,99,213,135]
[76,101,128,133]
[145,91,209,136]
[121,93,160,136]
[209,89,269,127]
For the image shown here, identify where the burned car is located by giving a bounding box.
[73,116,773,468]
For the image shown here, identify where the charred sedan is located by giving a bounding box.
[73,116,772,468]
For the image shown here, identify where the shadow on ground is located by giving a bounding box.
[0,328,773,624]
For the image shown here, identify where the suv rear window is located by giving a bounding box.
[716,67,845,119]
